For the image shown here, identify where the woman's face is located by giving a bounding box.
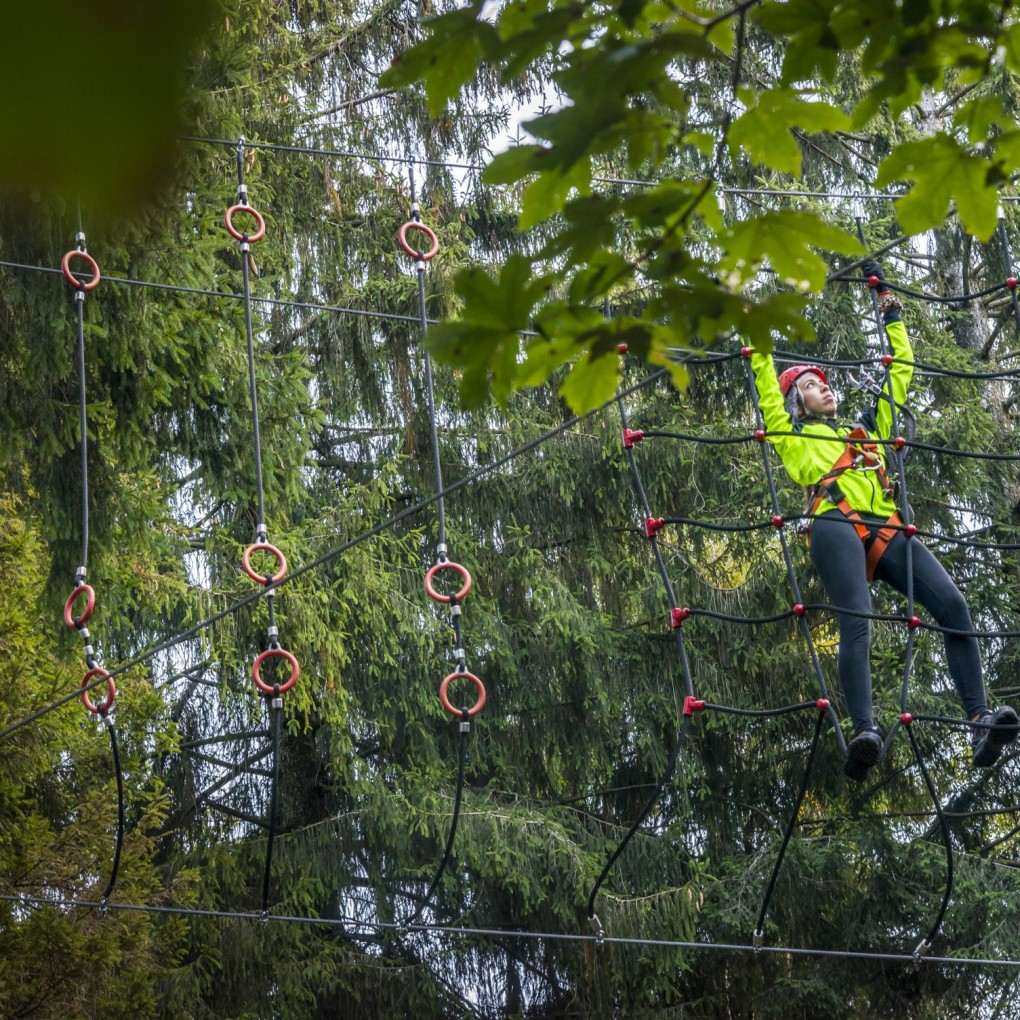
[796,373,837,418]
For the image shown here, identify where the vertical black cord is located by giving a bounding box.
[410,164,447,549]
[906,724,954,955]
[75,286,89,576]
[753,708,825,945]
[261,695,282,913]
[100,716,125,903]
[411,720,469,921]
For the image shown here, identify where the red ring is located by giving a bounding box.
[252,647,300,695]
[81,667,116,715]
[439,670,486,718]
[64,583,95,629]
[424,561,472,603]
[61,250,101,291]
[242,543,288,585]
[398,221,439,261]
[224,204,266,243]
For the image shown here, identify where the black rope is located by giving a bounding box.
[753,707,826,946]
[408,715,470,923]
[906,724,955,955]
[586,717,692,925]
[99,714,125,904]
[261,694,282,914]
[404,161,475,922]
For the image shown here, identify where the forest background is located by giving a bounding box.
[3,1,1020,1017]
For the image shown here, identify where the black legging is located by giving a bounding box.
[809,510,986,733]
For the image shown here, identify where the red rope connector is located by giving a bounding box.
[792,603,806,617]
[1008,277,1018,291]
[740,346,752,359]
[617,343,628,354]
[671,607,690,628]
[901,712,914,725]
[64,583,96,629]
[224,204,266,243]
[425,560,472,603]
[881,354,894,367]
[439,670,486,718]
[907,615,922,630]
[252,647,300,695]
[645,517,665,538]
[904,523,917,538]
[816,698,830,712]
[683,695,706,716]
[398,220,439,261]
[61,250,101,291]
[623,428,644,448]
[81,666,116,715]
[868,275,881,288]
[771,515,784,529]
[242,542,288,585]
[754,429,766,443]
[894,436,907,449]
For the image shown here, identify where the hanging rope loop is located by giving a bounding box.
[252,646,300,695]
[425,560,472,603]
[242,542,288,585]
[64,582,96,629]
[225,204,266,244]
[398,220,439,262]
[80,666,116,715]
[61,249,101,291]
[439,669,486,718]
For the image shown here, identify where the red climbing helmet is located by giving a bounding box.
[778,365,827,396]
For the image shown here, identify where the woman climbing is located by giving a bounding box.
[749,260,1019,780]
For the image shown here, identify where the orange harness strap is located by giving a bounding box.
[805,428,902,581]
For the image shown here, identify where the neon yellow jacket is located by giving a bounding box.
[750,317,911,520]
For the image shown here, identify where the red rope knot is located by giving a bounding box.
[904,523,917,538]
[242,542,288,585]
[792,603,806,617]
[740,346,751,359]
[671,607,690,628]
[252,647,300,695]
[439,670,486,718]
[425,560,472,603]
[616,343,628,354]
[867,274,881,289]
[771,515,784,529]
[623,428,644,448]
[398,220,439,262]
[894,436,907,449]
[881,354,894,367]
[224,204,266,243]
[906,615,922,630]
[815,699,830,712]
[645,517,665,538]
[900,712,914,725]
[64,583,96,629]
[1008,277,1018,291]
[61,249,101,291]
[683,696,706,717]
[81,666,116,715]
[753,429,766,443]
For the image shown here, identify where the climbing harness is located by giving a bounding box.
[802,426,905,581]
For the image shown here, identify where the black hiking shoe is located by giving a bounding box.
[845,727,883,781]
[971,706,1020,767]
